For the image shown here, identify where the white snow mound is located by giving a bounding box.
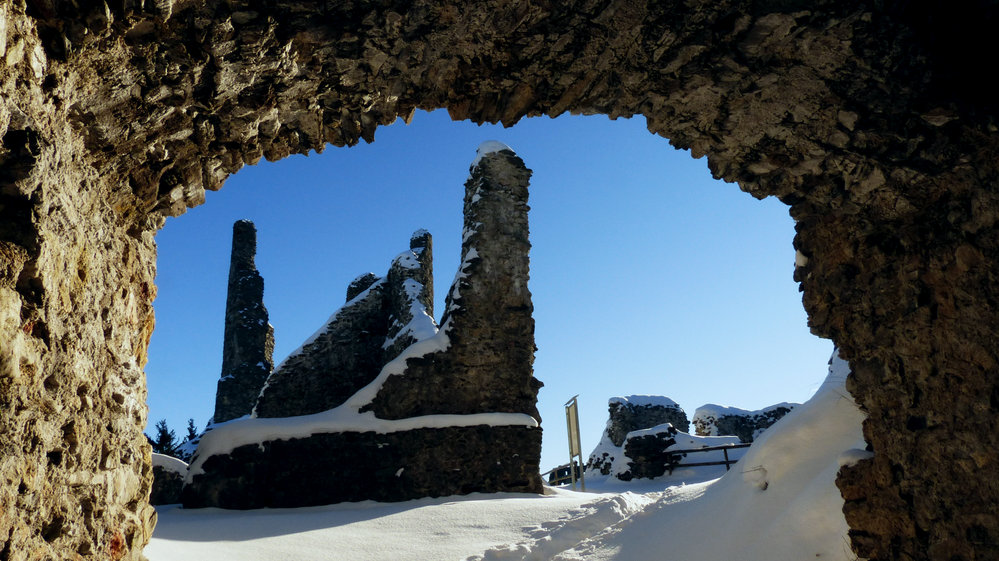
[471,140,514,167]
[152,453,188,475]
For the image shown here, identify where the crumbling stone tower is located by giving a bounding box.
[214,220,274,423]
[364,144,541,421]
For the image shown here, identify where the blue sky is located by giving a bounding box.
[146,109,832,472]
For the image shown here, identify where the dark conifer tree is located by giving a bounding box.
[148,419,178,456]
[185,418,198,442]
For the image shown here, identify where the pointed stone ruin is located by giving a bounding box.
[253,231,435,418]
[182,143,543,508]
[212,220,275,424]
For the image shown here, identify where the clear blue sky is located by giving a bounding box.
[146,109,832,472]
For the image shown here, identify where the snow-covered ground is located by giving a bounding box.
[147,352,866,561]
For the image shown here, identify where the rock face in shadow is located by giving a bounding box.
[213,220,274,424]
[182,426,541,509]
[183,145,542,509]
[692,403,797,443]
[149,466,184,506]
[604,396,690,447]
[3,2,999,559]
[254,231,435,418]
[618,425,681,481]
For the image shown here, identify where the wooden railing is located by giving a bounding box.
[542,462,581,486]
[543,443,752,485]
[665,443,752,474]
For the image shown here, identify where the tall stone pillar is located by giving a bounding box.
[213,220,274,424]
[365,142,542,421]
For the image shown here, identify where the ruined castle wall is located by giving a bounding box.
[2,1,998,559]
[251,280,389,419]
[182,426,540,510]
[253,231,436,419]
[364,148,541,421]
[184,145,543,509]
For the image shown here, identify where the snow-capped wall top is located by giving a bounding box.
[471,140,514,168]
[271,276,387,373]
[693,402,798,418]
[152,453,189,475]
[609,395,680,408]
[692,401,800,443]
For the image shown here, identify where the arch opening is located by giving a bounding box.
[145,109,831,490]
[3,2,997,560]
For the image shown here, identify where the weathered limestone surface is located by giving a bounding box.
[2,1,999,559]
[213,220,274,423]
[253,231,435,418]
[184,146,543,508]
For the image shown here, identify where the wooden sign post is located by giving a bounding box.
[564,395,585,491]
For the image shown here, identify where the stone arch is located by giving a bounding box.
[1,2,997,560]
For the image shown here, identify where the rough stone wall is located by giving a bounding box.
[1,7,159,559]
[182,426,540,509]
[2,1,999,559]
[617,425,680,481]
[213,220,274,423]
[692,404,796,443]
[252,281,387,418]
[148,466,183,506]
[606,399,690,446]
[364,149,541,420]
[381,230,435,360]
[253,230,435,418]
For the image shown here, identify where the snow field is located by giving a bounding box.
[146,490,610,561]
[151,351,865,561]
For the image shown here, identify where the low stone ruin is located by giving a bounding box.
[181,143,543,508]
[605,395,690,446]
[692,403,797,443]
[616,424,685,481]
[584,395,772,481]
[149,454,187,506]
[585,395,689,475]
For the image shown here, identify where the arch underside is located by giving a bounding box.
[1,1,997,559]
